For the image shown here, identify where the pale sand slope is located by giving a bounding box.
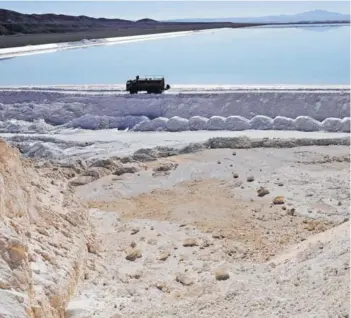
[66,145,350,318]
[0,139,96,318]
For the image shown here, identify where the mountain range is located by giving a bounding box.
[167,10,350,24]
[1,8,349,48]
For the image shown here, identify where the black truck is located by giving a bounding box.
[126,75,171,94]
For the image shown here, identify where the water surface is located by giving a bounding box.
[1,25,349,85]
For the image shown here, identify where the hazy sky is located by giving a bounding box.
[1,1,350,20]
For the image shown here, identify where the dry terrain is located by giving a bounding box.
[70,146,350,318]
[0,138,349,317]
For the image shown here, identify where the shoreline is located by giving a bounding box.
[0,23,257,49]
[1,21,348,51]
[0,28,220,59]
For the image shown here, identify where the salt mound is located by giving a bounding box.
[67,114,110,130]
[108,115,149,130]
[225,116,250,131]
[206,116,226,130]
[166,116,189,132]
[295,116,321,132]
[0,119,54,134]
[66,114,149,130]
[189,116,208,131]
[28,119,55,133]
[150,117,169,131]
[134,117,168,131]
[3,120,29,133]
[250,115,273,130]
[321,118,343,132]
[132,119,151,131]
[273,116,296,130]
[20,141,64,159]
[341,117,350,133]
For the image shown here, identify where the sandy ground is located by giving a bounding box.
[65,145,350,318]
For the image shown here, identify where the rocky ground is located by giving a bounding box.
[0,137,350,317]
[69,144,350,317]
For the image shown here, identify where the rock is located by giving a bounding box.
[212,233,225,239]
[183,238,198,247]
[273,196,285,205]
[129,271,142,279]
[215,268,230,281]
[153,162,178,172]
[232,173,239,179]
[232,152,237,156]
[147,238,157,245]
[287,208,296,216]
[247,176,255,182]
[125,248,142,261]
[130,227,140,235]
[257,187,270,197]
[69,175,95,186]
[217,161,221,164]
[113,165,139,176]
[82,167,108,180]
[8,245,27,264]
[159,251,170,261]
[130,241,137,248]
[120,156,133,164]
[87,241,99,255]
[36,228,49,236]
[176,273,193,286]
[90,158,117,169]
[200,239,212,249]
[125,243,142,261]
[155,282,170,293]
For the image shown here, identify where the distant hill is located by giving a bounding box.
[0,8,137,34]
[167,10,351,24]
[0,9,165,35]
[136,18,159,23]
[0,8,259,37]
[0,8,261,48]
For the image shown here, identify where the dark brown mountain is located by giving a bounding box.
[0,9,262,48]
[0,9,136,35]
